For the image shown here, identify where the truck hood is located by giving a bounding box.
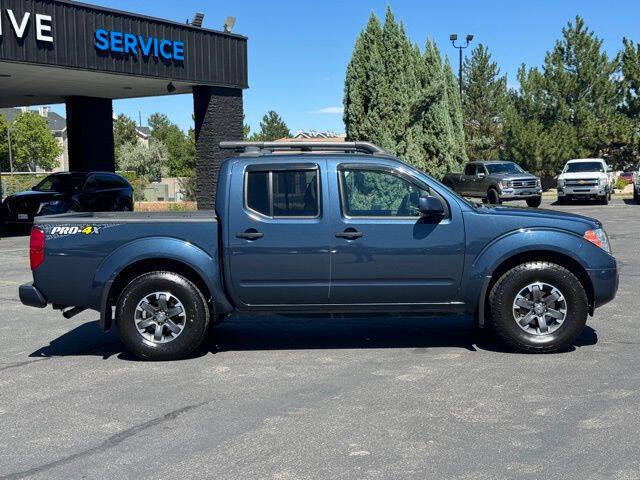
[4,190,62,204]
[491,172,538,181]
[478,204,600,230]
[558,171,607,179]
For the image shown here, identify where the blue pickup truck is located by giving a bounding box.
[19,142,618,360]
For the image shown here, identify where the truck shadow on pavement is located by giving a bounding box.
[29,315,599,361]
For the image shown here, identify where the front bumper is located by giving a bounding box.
[587,266,619,309]
[558,186,607,197]
[499,188,542,200]
[19,283,48,308]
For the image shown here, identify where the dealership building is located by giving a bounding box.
[0,0,248,208]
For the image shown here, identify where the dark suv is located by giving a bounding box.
[1,171,133,228]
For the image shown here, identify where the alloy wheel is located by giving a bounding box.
[134,292,187,343]
[512,282,567,335]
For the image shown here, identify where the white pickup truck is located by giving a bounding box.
[557,159,613,205]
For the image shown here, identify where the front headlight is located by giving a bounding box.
[536,179,541,188]
[598,178,607,186]
[584,228,611,254]
[558,179,565,188]
[499,180,511,189]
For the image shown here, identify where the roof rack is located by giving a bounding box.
[219,141,387,156]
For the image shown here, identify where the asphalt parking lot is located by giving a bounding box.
[1,198,639,480]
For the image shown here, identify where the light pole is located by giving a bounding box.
[450,33,474,102]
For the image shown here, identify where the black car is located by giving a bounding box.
[1,171,133,228]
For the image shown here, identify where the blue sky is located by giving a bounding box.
[48,0,640,135]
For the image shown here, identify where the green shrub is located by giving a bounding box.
[614,177,629,191]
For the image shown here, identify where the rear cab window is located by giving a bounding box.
[245,165,321,218]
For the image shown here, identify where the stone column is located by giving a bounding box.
[193,86,244,210]
[65,96,115,172]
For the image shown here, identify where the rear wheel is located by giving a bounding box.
[487,188,501,205]
[489,261,588,353]
[526,196,542,208]
[116,271,210,360]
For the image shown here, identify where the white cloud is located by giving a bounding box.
[314,106,343,114]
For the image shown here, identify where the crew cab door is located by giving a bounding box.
[474,165,489,196]
[226,160,331,307]
[327,160,465,306]
[460,164,476,195]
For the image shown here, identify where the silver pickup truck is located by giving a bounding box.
[443,161,542,207]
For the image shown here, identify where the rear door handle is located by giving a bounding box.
[335,229,363,240]
[236,230,264,240]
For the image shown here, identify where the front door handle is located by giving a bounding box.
[335,229,363,240]
[236,229,264,240]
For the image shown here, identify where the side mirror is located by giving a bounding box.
[418,195,444,217]
[607,167,613,173]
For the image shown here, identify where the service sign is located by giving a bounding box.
[95,29,185,61]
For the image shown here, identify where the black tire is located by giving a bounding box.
[526,196,542,208]
[489,261,588,353]
[599,194,609,205]
[487,188,501,205]
[116,271,210,361]
[557,196,567,205]
[635,187,640,204]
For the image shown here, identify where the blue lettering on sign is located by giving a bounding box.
[94,29,185,62]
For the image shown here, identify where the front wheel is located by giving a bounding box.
[487,188,501,205]
[489,261,588,353]
[526,196,542,208]
[116,271,210,360]
[600,194,609,205]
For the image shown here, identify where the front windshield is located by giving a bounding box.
[565,162,604,173]
[485,162,525,175]
[33,174,84,193]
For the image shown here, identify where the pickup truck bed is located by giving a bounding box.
[29,211,226,328]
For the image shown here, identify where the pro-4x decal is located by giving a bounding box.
[40,223,122,239]
[50,225,99,236]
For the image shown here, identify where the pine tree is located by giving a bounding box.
[462,44,507,160]
[621,38,640,162]
[251,111,291,141]
[504,16,636,174]
[343,7,466,178]
[378,7,417,156]
[414,40,457,177]
[444,57,467,168]
[344,13,385,145]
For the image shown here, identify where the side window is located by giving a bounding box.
[84,175,98,191]
[246,171,270,216]
[245,168,320,218]
[464,164,476,176]
[272,170,318,217]
[339,168,429,217]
